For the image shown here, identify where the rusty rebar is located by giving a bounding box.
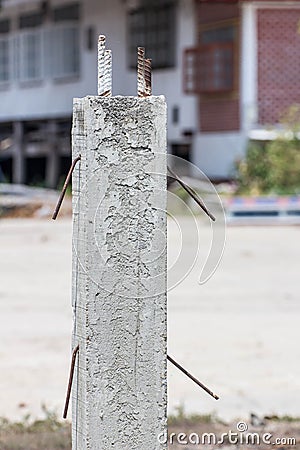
[137,47,145,97]
[167,354,219,400]
[137,48,152,97]
[167,165,216,221]
[63,344,79,419]
[144,58,152,96]
[52,155,81,220]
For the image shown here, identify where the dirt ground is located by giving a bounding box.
[0,217,299,424]
[167,416,300,450]
[0,416,300,450]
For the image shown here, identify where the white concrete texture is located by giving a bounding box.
[71,95,167,449]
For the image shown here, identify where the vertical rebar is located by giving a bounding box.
[98,35,106,96]
[137,47,145,97]
[144,58,152,96]
[103,49,112,96]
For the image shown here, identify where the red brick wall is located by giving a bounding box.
[258,9,300,125]
[195,2,240,132]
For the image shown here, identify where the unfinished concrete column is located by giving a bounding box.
[71,38,167,449]
[12,121,25,184]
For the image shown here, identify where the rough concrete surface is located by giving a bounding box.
[71,95,167,449]
[0,218,299,425]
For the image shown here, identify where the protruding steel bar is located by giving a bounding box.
[167,354,219,400]
[98,35,106,96]
[167,165,216,221]
[63,344,79,419]
[137,48,152,97]
[144,58,152,96]
[103,49,112,97]
[52,155,81,220]
[137,47,145,97]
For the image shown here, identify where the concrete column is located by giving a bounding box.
[46,120,59,189]
[71,95,167,449]
[12,121,25,184]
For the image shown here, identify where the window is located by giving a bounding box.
[50,25,80,79]
[0,19,10,34]
[184,22,238,94]
[52,3,80,22]
[16,24,80,83]
[0,36,10,83]
[19,12,43,29]
[2,4,80,85]
[18,30,43,82]
[50,3,80,79]
[18,12,44,82]
[128,1,176,69]
[0,19,10,84]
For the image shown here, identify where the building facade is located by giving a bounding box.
[0,0,197,186]
[187,0,300,179]
[0,0,300,185]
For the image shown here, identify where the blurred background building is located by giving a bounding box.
[0,0,300,187]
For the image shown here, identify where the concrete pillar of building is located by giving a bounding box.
[12,121,25,184]
[46,120,59,189]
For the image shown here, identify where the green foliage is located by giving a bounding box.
[280,103,300,136]
[264,414,300,423]
[0,406,71,450]
[0,405,65,434]
[168,404,222,426]
[237,105,300,195]
[236,141,271,195]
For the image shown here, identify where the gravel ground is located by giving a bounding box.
[0,217,299,422]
